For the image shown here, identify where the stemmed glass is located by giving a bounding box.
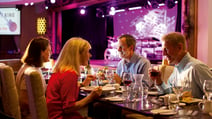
[172,77,191,110]
[171,78,184,110]
[203,80,212,101]
[122,72,133,101]
[123,72,133,87]
[150,64,159,89]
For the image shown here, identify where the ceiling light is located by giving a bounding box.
[24,3,29,6]
[128,6,142,11]
[80,8,86,15]
[50,0,56,4]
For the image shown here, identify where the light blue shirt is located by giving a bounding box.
[158,53,212,99]
[116,53,151,86]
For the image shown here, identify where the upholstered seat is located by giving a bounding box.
[0,63,21,119]
[24,68,48,119]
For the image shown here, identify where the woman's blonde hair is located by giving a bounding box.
[53,37,91,75]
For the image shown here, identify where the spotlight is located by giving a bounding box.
[24,3,29,6]
[109,6,115,16]
[50,0,56,4]
[165,0,175,9]
[45,6,49,10]
[30,2,34,6]
[80,8,86,15]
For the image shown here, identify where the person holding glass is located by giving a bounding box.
[149,32,212,99]
[46,37,102,119]
[113,34,151,87]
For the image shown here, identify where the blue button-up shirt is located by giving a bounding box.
[158,53,212,99]
[116,53,151,86]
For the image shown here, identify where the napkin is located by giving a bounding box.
[160,93,177,101]
[151,109,177,115]
[104,96,124,101]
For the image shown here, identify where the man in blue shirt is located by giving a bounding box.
[113,34,151,86]
[150,32,212,99]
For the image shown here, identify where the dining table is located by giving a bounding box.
[80,86,212,119]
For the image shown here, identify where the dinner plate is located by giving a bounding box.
[104,96,124,102]
[148,91,160,95]
[115,90,123,93]
[80,86,115,92]
[151,109,177,115]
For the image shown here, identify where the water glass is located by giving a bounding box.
[143,86,149,99]
[203,80,212,100]
[171,79,184,110]
[121,86,129,102]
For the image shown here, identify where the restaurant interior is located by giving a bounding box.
[0,0,212,119]
[0,0,211,67]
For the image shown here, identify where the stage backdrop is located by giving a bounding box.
[113,5,178,40]
[113,5,178,61]
[62,7,107,59]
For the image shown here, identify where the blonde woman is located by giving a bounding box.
[46,37,102,119]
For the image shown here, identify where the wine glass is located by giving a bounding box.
[203,80,212,101]
[150,64,159,89]
[122,72,133,87]
[172,78,184,110]
[122,72,133,101]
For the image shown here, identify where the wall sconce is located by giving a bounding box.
[37,17,47,35]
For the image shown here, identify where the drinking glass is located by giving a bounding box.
[122,72,133,101]
[132,74,145,100]
[122,72,133,87]
[150,64,159,89]
[203,80,212,100]
[105,69,114,84]
[172,77,190,110]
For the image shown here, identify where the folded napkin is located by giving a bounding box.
[151,109,177,115]
[160,93,177,101]
[104,96,124,101]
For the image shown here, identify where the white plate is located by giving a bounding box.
[151,109,177,115]
[115,90,123,93]
[80,86,115,92]
[148,91,160,95]
[104,96,124,101]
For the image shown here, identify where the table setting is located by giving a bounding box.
[79,68,212,118]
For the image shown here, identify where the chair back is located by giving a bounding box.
[0,63,21,119]
[24,68,48,119]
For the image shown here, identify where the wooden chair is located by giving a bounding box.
[0,63,21,119]
[24,68,48,119]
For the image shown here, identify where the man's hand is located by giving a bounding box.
[148,68,162,85]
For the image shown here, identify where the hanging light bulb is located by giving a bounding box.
[50,0,56,4]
